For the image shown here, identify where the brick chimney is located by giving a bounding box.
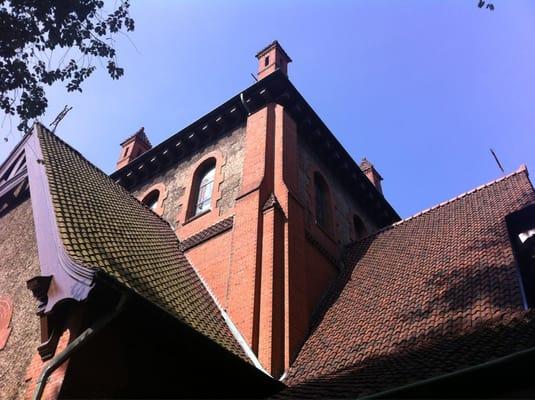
[256,40,292,80]
[116,127,152,169]
[360,158,383,194]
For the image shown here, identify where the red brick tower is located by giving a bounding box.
[116,127,152,170]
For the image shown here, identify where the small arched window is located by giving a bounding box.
[314,172,331,231]
[142,190,160,211]
[353,215,367,240]
[191,159,216,217]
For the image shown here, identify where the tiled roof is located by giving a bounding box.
[35,124,249,363]
[283,169,535,398]
[181,216,234,251]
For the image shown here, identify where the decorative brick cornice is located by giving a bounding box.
[109,70,399,228]
[181,216,234,251]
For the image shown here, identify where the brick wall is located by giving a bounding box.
[23,330,70,400]
[303,243,339,317]
[0,196,41,400]
[184,230,233,309]
[297,138,380,247]
[126,104,384,378]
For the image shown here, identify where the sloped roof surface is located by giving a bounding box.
[283,169,535,398]
[35,124,249,363]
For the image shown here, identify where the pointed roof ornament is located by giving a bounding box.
[120,127,152,148]
[359,157,383,194]
[262,192,282,211]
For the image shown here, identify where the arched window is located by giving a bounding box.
[142,190,160,211]
[314,172,331,231]
[353,215,367,240]
[191,159,216,217]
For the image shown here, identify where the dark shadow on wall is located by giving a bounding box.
[307,236,376,334]
[0,180,29,218]
[59,283,284,399]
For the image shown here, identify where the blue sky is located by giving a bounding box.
[1,0,534,218]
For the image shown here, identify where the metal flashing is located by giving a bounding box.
[25,125,95,313]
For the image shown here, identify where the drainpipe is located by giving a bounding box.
[239,92,251,116]
[33,293,129,400]
[359,343,535,399]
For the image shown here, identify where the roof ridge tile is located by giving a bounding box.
[350,167,532,245]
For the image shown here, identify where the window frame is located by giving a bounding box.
[137,183,167,216]
[192,161,216,217]
[313,172,333,234]
[186,157,218,221]
[141,189,160,211]
[177,152,225,232]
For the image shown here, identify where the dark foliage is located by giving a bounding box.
[478,0,495,11]
[0,0,134,131]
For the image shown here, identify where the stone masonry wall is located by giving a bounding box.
[130,125,246,232]
[0,196,40,400]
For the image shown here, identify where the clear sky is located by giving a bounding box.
[1,0,534,218]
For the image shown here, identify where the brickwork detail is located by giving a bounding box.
[181,216,233,251]
[258,205,285,377]
[137,182,168,216]
[226,104,276,353]
[23,330,70,400]
[126,101,384,379]
[304,231,340,268]
[185,229,234,309]
[0,297,13,350]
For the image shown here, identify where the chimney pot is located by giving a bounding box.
[360,158,383,194]
[116,127,152,170]
[255,40,292,80]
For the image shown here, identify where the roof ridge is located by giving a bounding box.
[350,166,531,245]
[187,253,270,374]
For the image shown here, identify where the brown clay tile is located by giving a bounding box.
[282,169,535,398]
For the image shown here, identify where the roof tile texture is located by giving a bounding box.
[37,125,249,363]
[181,216,233,251]
[283,170,535,398]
